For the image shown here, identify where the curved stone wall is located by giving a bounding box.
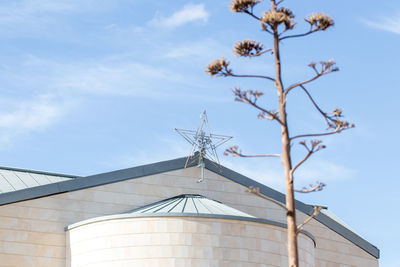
[66,216,315,267]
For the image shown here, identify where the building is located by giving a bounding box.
[0,156,379,266]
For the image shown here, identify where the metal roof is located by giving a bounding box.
[0,166,79,194]
[129,194,255,218]
[0,156,379,259]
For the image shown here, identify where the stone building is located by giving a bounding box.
[0,156,379,266]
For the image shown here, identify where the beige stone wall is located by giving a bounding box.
[296,212,378,267]
[0,166,378,266]
[66,217,314,267]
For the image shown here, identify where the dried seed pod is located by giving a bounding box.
[305,13,334,30]
[229,0,260,13]
[233,39,265,57]
[261,8,296,31]
[206,57,231,76]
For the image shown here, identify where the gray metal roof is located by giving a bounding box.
[0,156,379,259]
[0,166,79,194]
[129,194,255,218]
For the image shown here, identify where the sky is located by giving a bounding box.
[0,0,398,265]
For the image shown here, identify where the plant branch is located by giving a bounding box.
[233,39,273,58]
[244,10,261,21]
[280,28,318,41]
[290,140,326,179]
[276,0,284,6]
[290,129,342,141]
[298,84,339,128]
[299,85,328,122]
[296,206,322,235]
[291,151,312,176]
[249,101,283,125]
[230,73,275,82]
[285,60,339,95]
[246,186,288,211]
[225,146,280,158]
[281,13,335,42]
[233,88,283,125]
[288,85,355,139]
[285,73,323,95]
[206,58,276,82]
[247,10,275,35]
[295,181,326,193]
[258,48,273,56]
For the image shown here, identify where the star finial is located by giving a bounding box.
[175,110,232,182]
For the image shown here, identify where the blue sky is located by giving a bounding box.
[0,0,398,265]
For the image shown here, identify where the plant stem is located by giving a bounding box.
[270,0,299,266]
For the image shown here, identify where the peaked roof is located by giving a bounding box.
[0,166,79,194]
[129,194,256,217]
[0,156,379,259]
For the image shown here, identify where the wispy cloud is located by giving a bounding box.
[220,158,357,194]
[0,0,116,38]
[104,137,286,189]
[164,38,229,60]
[0,93,74,145]
[54,62,186,98]
[295,159,357,184]
[106,138,190,170]
[102,134,356,192]
[221,158,286,190]
[150,3,209,28]
[9,55,188,98]
[363,13,400,34]
[0,0,77,19]
[0,0,78,27]
[0,53,191,145]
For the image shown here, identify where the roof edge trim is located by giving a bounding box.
[0,165,80,178]
[0,156,192,206]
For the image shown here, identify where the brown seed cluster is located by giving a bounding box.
[224,145,241,156]
[229,0,260,13]
[308,60,340,74]
[205,57,231,76]
[305,13,334,30]
[261,7,296,31]
[232,87,264,103]
[233,40,264,57]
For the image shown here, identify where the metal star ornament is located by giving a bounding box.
[175,110,233,182]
